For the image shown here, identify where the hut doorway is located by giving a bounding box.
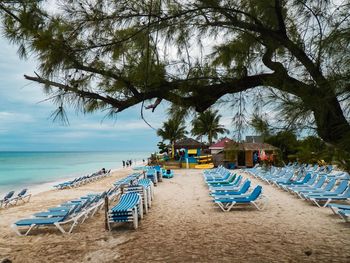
[237,151,245,166]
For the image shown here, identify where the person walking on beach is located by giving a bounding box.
[122,160,125,168]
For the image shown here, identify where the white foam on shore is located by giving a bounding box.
[0,159,148,197]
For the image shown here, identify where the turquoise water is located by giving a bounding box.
[0,151,149,195]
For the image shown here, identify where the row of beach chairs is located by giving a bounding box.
[108,173,154,230]
[137,166,174,186]
[53,168,111,189]
[246,163,350,222]
[0,189,31,209]
[203,167,268,212]
[11,187,119,236]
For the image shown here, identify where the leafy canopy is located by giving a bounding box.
[0,0,349,154]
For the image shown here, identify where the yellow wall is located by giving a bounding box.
[181,163,197,168]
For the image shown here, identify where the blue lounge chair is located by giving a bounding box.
[303,180,348,199]
[11,193,103,236]
[207,174,238,186]
[288,175,326,194]
[162,169,174,179]
[138,178,154,207]
[206,172,232,182]
[299,178,337,199]
[327,203,350,215]
[279,173,313,191]
[108,192,142,230]
[146,168,158,185]
[308,186,350,207]
[0,191,15,208]
[209,176,242,191]
[11,189,32,205]
[11,208,87,236]
[213,186,268,212]
[210,180,251,197]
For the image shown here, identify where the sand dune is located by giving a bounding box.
[0,168,350,262]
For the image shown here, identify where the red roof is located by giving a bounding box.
[209,137,234,149]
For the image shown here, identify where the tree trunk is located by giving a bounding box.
[312,95,350,153]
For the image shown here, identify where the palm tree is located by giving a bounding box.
[157,117,187,158]
[191,109,229,145]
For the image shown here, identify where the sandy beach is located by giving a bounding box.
[1,168,350,263]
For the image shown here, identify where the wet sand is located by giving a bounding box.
[0,168,350,262]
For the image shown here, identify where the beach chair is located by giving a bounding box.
[108,192,142,230]
[279,173,312,191]
[146,168,158,185]
[11,202,89,236]
[162,169,174,179]
[208,175,242,191]
[303,180,348,200]
[298,178,337,199]
[205,171,231,182]
[209,178,248,192]
[327,203,350,215]
[308,185,350,207]
[210,180,251,197]
[207,174,238,186]
[213,186,268,212]
[10,189,32,205]
[285,174,322,193]
[124,184,149,214]
[0,191,15,208]
[138,178,154,207]
[11,192,103,236]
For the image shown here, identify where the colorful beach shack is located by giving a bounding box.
[172,137,207,168]
[224,142,279,168]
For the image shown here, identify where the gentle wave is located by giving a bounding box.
[0,151,149,195]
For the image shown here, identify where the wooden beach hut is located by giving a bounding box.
[173,137,207,168]
[223,141,279,168]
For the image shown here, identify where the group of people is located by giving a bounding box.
[122,159,146,168]
[122,160,133,168]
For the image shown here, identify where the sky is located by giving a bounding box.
[0,37,237,152]
[0,37,168,152]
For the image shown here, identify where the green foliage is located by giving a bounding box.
[157,141,168,154]
[0,0,349,163]
[265,130,298,160]
[191,109,229,144]
[156,116,187,144]
[250,114,270,139]
[223,141,239,162]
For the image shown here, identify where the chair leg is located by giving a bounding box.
[54,222,67,234]
[139,199,144,219]
[11,224,23,236]
[323,199,331,207]
[310,198,322,208]
[133,209,138,229]
[251,201,262,210]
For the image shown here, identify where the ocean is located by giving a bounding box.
[0,151,149,196]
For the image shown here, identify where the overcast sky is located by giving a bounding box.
[0,37,170,151]
[0,37,236,151]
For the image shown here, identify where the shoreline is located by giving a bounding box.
[0,160,146,197]
[0,155,147,197]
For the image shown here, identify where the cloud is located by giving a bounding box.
[75,120,152,131]
[0,111,34,123]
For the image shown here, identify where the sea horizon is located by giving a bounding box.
[0,151,150,196]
